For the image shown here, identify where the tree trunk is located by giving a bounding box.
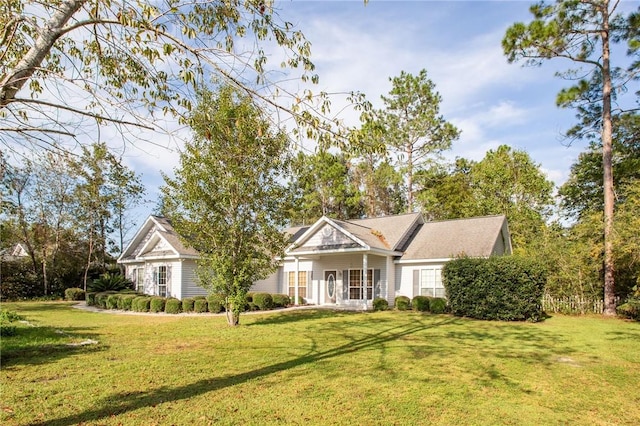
[225,306,240,326]
[0,0,86,107]
[601,4,616,316]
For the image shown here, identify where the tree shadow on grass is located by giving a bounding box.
[0,325,105,368]
[31,317,457,426]
[247,308,360,326]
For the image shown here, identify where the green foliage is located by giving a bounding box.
[376,69,460,211]
[272,294,291,308]
[372,297,389,311]
[86,292,97,306]
[252,293,274,311]
[411,295,430,312]
[133,297,151,313]
[150,297,166,313]
[288,150,364,223]
[89,272,133,293]
[616,300,640,321]
[444,257,546,322]
[207,293,225,314]
[120,294,137,311]
[194,299,209,314]
[64,288,85,301]
[106,294,121,310]
[395,296,411,311]
[165,298,182,314]
[2,0,323,153]
[297,296,306,306]
[428,297,447,314]
[95,292,116,309]
[182,298,195,313]
[162,86,291,326]
[0,308,24,337]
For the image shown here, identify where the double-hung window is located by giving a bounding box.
[420,268,444,298]
[348,269,373,300]
[288,271,308,299]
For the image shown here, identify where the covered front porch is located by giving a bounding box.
[283,251,397,308]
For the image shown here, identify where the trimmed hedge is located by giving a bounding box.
[194,299,208,313]
[443,256,546,322]
[120,294,137,311]
[207,293,225,313]
[150,297,166,313]
[272,294,291,308]
[429,297,447,314]
[95,292,116,309]
[86,292,97,306]
[106,294,121,310]
[373,297,389,311]
[412,295,430,312]
[133,296,151,312]
[165,298,182,314]
[65,288,85,301]
[395,295,411,311]
[182,298,195,313]
[252,293,274,310]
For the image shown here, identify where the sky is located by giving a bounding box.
[117,0,638,229]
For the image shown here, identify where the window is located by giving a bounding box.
[420,268,444,298]
[288,271,307,299]
[348,269,373,300]
[155,266,167,297]
[136,268,145,293]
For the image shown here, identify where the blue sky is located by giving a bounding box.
[124,0,638,226]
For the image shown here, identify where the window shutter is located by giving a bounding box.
[374,269,381,299]
[342,270,349,301]
[413,269,419,298]
[307,271,313,299]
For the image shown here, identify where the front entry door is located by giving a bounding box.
[325,270,337,304]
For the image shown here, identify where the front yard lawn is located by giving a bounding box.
[1,302,639,425]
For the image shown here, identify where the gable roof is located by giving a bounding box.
[118,215,198,263]
[286,213,510,261]
[399,215,511,260]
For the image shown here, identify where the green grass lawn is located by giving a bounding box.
[1,302,639,425]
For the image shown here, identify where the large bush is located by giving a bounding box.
[272,293,291,308]
[411,295,430,312]
[395,296,411,311]
[443,256,546,322]
[64,288,85,301]
[86,292,97,306]
[252,293,274,310]
[133,296,151,312]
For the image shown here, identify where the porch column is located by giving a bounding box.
[294,256,300,305]
[362,253,368,309]
[386,256,395,305]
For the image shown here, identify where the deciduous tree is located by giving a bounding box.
[161,86,290,326]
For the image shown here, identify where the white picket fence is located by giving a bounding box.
[542,294,608,314]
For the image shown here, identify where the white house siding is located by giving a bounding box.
[180,260,207,299]
[395,261,447,300]
[252,270,280,294]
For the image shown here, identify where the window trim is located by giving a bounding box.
[155,265,168,297]
[136,267,145,293]
[348,268,373,300]
[288,271,308,299]
[420,267,444,298]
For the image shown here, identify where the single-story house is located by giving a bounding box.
[118,213,512,308]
